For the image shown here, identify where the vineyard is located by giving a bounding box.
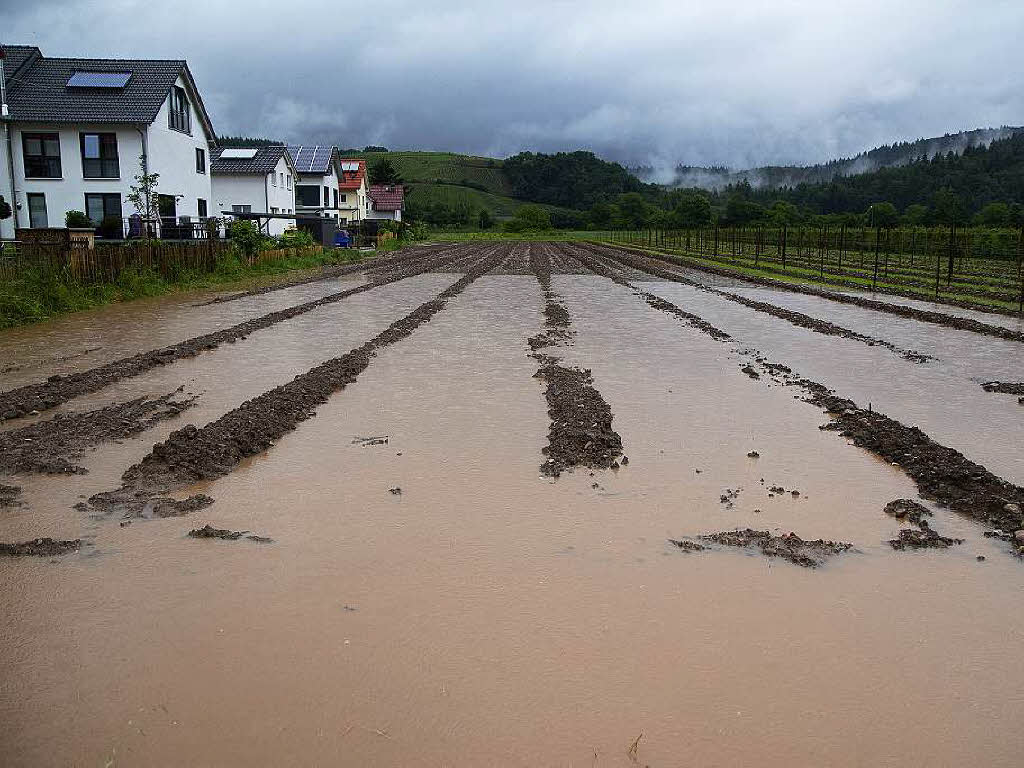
[358,150,512,195]
[605,225,1024,314]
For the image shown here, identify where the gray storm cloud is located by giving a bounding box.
[4,0,1022,169]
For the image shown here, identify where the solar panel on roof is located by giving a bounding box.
[220,148,259,159]
[67,71,131,88]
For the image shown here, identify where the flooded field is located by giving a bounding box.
[2,242,1022,766]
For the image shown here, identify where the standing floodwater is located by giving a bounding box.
[1,243,1022,767]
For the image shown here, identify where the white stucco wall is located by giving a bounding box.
[0,130,13,239]
[2,74,212,236]
[295,166,341,220]
[145,75,214,221]
[212,156,296,237]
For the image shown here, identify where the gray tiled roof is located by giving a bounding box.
[211,145,291,174]
[1,45,42,83]
[0,44,216,139]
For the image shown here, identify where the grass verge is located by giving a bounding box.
[0,247,366,330]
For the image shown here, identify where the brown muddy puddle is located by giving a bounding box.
[2,272,1023,766]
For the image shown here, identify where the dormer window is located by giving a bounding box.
[168,85,191,134]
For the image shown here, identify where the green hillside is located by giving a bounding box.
[358,151,512,196]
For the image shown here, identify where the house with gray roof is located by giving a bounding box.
[286,145,345,222]
[211,145,297,236]
[0,44,217,239]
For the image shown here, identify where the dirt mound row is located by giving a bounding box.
[527,243,623,477]
[582,243,932,362]
[604,242,1024,344]
[87,244,510,517]
[0,246,476,423]
[535,363,624,477]
[201,243,455,305]
[0,389,197,475]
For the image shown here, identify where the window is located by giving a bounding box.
[196,148,206,174]
[84,193,122,226]
[158,194,176,220]
[340,193,347,203]
[168,85,191,133]
[279,172,284,186]
[270,172,277,187]
[27,193,48,228]
[286,174,292,190]
[80,133,119,178]
[323,186,330,207]
[333,189,338,208]
[296,185,321,206]
[197,198,208,218]
[232,204,252,213]
[22,133,62,178]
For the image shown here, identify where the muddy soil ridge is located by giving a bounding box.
[199,244,455,305]
[0,245,476,423]
[0,389,197,475]
[606,241,1024,344]
[527,243,624,476]
[87,244,510,517]
[583,243,932,362]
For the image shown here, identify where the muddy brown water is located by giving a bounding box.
[2,250,1023,766]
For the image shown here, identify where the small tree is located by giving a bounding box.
[229,220,267,262]
[503,204,551,232]
[676,192,713,228]
[866,202,899,229]
[369,157,403,185]
[478,209,493,230]
[126,153,160,234]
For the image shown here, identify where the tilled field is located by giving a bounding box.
[2,241,1023,767]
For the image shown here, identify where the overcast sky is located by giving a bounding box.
[5,0,1023,172]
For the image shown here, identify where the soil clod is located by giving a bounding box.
[699,528,853,567]
[0,537,82,557]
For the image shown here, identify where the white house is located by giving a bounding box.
[211,145,296,236]
[0,45,216,239]
[337,158,367,226]
[366,184,404,222]
[287,145,344,221]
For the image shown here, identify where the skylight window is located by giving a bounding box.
[220,148,259,159]
[67,72,132,88]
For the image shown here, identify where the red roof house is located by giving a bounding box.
[367,184,405,221]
